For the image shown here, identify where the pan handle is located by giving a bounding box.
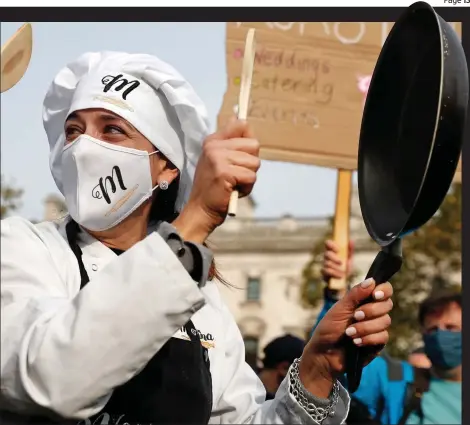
[345,238,403,393]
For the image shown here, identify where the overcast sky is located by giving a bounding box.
[1,22,346,221]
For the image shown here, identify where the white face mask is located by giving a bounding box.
[61,134,159,231]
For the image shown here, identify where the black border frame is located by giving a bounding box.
[0,6,468,425]
[0,7,469,22]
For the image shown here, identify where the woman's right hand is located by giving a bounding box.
[174,118,260,243]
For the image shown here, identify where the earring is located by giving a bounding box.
[159,180,169,191]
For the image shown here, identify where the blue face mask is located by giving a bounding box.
[423,329,462,370]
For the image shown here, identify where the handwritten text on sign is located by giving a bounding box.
[217,22,462,173]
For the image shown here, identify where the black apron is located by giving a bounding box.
[65,221,213,425]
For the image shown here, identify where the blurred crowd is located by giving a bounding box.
[255,239,462,424]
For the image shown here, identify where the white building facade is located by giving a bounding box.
[209,189,378,366]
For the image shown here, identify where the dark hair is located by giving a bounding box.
[262,334,305,369]
[418,291,462,326]
[149,177,229,285]
[148,175,180,224]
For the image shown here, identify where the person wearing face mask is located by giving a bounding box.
[315,239,462,425]
[402,291,462,424]
[258,335,305,400]
[0,51,395,425]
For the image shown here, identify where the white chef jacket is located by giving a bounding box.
[1,216,350,424]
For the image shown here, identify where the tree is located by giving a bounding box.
[1,175,23,219]
[301,183,462,358]
[386,182,462,357]
[301,217,359,308]
[301,224,331,308]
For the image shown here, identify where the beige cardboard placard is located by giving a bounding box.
[218,22,462,182]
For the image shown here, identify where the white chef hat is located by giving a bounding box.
[43,51,211,212]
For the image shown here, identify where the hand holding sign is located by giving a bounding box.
[1,23,33,93]
[176,118,260,244]
[177,30,259,242]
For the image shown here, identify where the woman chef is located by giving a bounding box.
[1,51,394,425]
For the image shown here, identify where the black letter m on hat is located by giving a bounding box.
[101,74,140,100]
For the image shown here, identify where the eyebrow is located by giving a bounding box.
[99,113,121,122]
[98,112,139,132]
[66,111,118,122]
[64,111,138,133]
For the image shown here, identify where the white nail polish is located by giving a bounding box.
[346,327,357,336]
[374,291,385,300]
[354,338,363,345]
[361,278,374,288]
[354,311,365,321]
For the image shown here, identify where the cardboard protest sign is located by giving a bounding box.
[217,22,462,182]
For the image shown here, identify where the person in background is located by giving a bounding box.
[315,239,462,424]
[258,334,305,400]
[408,347,431,369]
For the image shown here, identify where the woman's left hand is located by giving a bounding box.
[299,278,393,398]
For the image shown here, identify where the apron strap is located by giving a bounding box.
[65,219,91,288]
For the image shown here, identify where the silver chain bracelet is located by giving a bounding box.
[288,358,340,424]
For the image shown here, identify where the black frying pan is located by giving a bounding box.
[346,1,469,393]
